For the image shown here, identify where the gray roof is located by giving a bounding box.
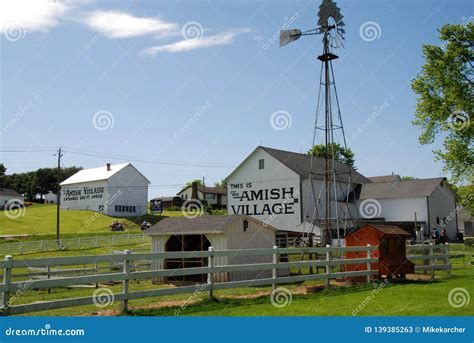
[146,215,275,235]
[368,175,401,183]
[260,146,370,184]
[0,188,22,197]
[177,186,227,195]
[359,178,445,199]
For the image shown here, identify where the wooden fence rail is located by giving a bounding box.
[0,232,148,255]
[0,244,450,316]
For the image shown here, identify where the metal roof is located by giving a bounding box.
[359,178,445,199]
[146,215,276,235]
[60,163,150,186]
[259,146,371,184]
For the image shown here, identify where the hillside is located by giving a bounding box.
[0,203,183,237]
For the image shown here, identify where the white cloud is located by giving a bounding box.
[0,0,72,33]
[141,28,251,55]
[83,10,178,39]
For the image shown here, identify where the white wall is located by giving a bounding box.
[226,148,302,231]
[61,180,108,212]
[302,178,359,222]
[0,194,24,208]
[428,184,458,240]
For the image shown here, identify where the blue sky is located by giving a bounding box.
[1,0,472,198]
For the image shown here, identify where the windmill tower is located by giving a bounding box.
[280,0,355,246]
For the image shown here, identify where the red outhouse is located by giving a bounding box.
[345,224,415,279]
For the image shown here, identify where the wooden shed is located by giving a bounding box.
[345,224,415,279]
[146,215,278,283]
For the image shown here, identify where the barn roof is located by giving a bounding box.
[60,163,150,186]
[361,224,412,236]
[146,215,276,235]
[367,175,401,183]
[260,146,370,184]
[359,178,445,199]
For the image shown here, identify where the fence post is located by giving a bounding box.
[207,246,214,300]
[325,244,331,287]
[122,250,130,313]
[366,244,372,283]
[1,255,13,316]
[272,246,278,291]
[429,242,434,280]
[95,262,99,288]
[445,243,451,276]
[47,265,51,294]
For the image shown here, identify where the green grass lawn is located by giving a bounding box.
[0,203,184,239]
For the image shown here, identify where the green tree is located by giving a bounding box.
[401,176,417,181]
[454,184,474,216]
[307,143,356,170]
[411,23,473,183]
[214,179,227,188]
[186,179,203,187]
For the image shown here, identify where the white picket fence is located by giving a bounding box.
[0,232,148,255]
[0,244,451,316]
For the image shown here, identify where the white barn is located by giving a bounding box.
[225,146,460,241]
[60,163,150,217]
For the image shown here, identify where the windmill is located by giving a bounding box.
[280,0,354,247]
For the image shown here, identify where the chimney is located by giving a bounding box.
[191,181,198,200]
[106,163,111,171]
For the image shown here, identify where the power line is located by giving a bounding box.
[0,146,236,168]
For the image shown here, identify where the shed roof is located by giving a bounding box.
[60,163,150,186]
[360,224,411,236]
[146,215,276,235]
[359,178,445,199]
[258,146,370,184]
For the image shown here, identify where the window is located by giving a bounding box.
[436,217,440,225]
[115,205,118,212]
[243,219,249,232]
[132,206,136,212]
[258,159,264,170]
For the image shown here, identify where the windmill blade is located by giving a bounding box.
[279,29,302,47]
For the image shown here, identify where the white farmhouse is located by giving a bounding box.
[225,146,460,241]
[60,163,150,217]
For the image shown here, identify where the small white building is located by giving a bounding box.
[0,188,24,209]
[44,191,58,204]
[60,163,150,217]
[177,183,227,208]
[458,208,473,237]
[146,215,278,282]
[225,146,460,241]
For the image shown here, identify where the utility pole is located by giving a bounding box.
[56,147,62,245]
